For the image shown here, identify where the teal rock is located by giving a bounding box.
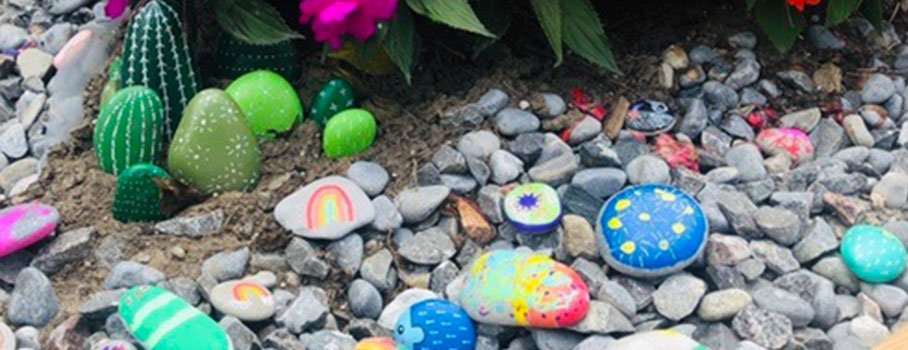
[119,286,232,350]
[113,164,171,223]
[841,225,907,283]
[310,78,354,126]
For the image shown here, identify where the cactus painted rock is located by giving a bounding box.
[168,89,261,195]
[841,225,907,283]
[119,286,232,350]
[100,58,123,109]
[0,203,60,258]
[323,109,377,159]
[121,0,199,139]
[215,34,302,83]
[607,330,709,350]
[113,164,171,223]
[458,250,590,328]
[226,70,303,140]
[503,183,562,234]
[94,86,166,175]
[394,299,476,350]
[310,78,354,125]
[354,338,396,350]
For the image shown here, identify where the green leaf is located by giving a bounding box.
[754,0,806,53]
[530,0,563,66]
[408,0,495,38]
[213,0,303,45]
[860,0,884,30]
[383,5,417,83]
[825,0,863,26]
[561,0,620,74]
[471,0,512,58]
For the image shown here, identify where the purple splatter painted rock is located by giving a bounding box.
[0,203,59,258]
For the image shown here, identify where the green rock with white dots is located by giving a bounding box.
[168,89,261,195]
[113,164,171,222]
[226,70,303,140]
[310,78,354,126]
[93,86,166,175]
[215,34,302,83]
[323,108,377,159]
[841,225,908,283]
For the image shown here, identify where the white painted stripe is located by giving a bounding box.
[128,292,178,333]
[145,307,202,350]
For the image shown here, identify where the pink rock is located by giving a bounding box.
[53,30,92,70]
[756,128,815,164]
[0,203,59,258]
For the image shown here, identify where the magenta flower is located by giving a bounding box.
[299,0,398,50]
[104,0,129,19]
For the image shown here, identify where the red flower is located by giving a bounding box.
[787,0,822,12]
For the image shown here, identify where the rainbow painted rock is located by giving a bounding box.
[457,250,590,328]
[841,225,907,283]
[607,330,709,350]
[0,203,59,258]
[119,286,232,350]
[755,128,815,163]
[0,322,13,350]
[596,184,708,277]
[503,183,562,234]
[627,100,676,135]
[354,337,397,350]
[93,339,137,350]
[226,70,304,140]
[323,109,378,159]
[274,176,375,240]
[209,279,276,321]
[394,299,476,350]
[311,78,354,126]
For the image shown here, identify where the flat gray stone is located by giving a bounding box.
[395,185,450,224]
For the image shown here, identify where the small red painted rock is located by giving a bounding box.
[755,128,815,163]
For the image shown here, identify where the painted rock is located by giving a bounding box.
[119,286,232,350]
[323,109,377,159]
[100,58,122,109]
[113,164,171,223]
[310,78,354,126]
[755,128,815,163]
[214,34,302,83]
[0,322,14,350]
[226,70,303,140]
[458,250,590,328]
[93,86,166,175]
[627,100,676,134]
[841,225,907,283]
[607,330,709,350]
[596,184,708,277]
[93,339,138,350]
[209,279,276,321]
[274,176,375,240]
[53,29,91,70]
[503,183,562,234]
[394,299,476,350]
[0,203,59,258]
[168,89,261,195]
[354,337,396,350]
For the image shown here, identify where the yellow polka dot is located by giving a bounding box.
[621,241,636,254]
[656,189,676,202]
[683,206,694,215]
[608,218,623,230]
[616,199,632,211]
[673,223,686,235]
[639,213,651,222]
[659,240,670,250]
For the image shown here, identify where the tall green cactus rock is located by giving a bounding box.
[226,70,303,140]
[168,89,261,195]
[94,86,166,175]
[215,34,302,83]
[113,164,171,222]
[121,0,199,140]
[310,78,354,126]
[100,58,123,109]
[323,108,377,159]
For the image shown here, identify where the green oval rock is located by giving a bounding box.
[310,78,354,126]
[841,225,907,283]
[113,164,171,223]
[323,108,377,159]
[168,89,261,195]
[120,286,232,350]
[226,70,303,140]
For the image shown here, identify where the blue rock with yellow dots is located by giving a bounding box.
[595,184,708,278]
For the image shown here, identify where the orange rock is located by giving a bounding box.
[454,195,496,244]
[604,97,629,140]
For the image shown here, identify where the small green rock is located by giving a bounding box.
[113,164,171,222]
[168,89,261,195]
[310,78,354,126]
[841,225,908,283]
[323,108,377,159]
[226,70,303,140]
[93,86,166,175]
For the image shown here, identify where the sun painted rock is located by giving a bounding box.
[323,109,377,159]
[607,330,709,350]
[209,279,275,321]
[311,78,354,126]
[354,337,397,350]
[596,184,708,278]
[215,34,302,83]
[394,299,476,350]
[113,164,171,223]
[503,183,562,234]
[119,286,232,350]
[841,225,907,283]
[0,203,59,258]
[755,128,815,163]
[627,100,676,135]
[226,70,303,140]
[168,89,261,195]
[94,339,138,350]
[93,86,166,175]
[458,250,590,328]
[274,176,375,240]
[0,322,14,350]
[100,58,122,109]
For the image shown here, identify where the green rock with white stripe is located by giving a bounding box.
[119,286,232,350]
[310,78,354,126]
[93,86,166,175]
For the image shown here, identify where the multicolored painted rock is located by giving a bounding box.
[0,203,59,258]
[0,322,14,350]
[119,286,232,350]
[841,225,907,283]
[93,339,137,350]
[394,299,476,350]
[457,250,590,328]
[225,70,303,140]
[755,128,815,163]
[113,164,172,223]
[503,183,562,234]
[274,176,375,240]
[354,337,397,350]
[311,78,354,126]
[607,330,709,350]
[596,184,708,277]
[209,279,275,321]
[627,100,676,135]
[323,109,378,159]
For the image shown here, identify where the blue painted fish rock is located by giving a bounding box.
[394,299,476,350]
[607,330,710,350]
[119,286,232,350]
[596,184,708,277]
[627,100,676,135]
[841,225,907,283]
[503,183,562,234]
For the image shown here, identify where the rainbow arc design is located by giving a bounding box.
[305,184,356,231]
[232,281,271,302]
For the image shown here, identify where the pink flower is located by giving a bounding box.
[104,0,129,19]
[299,0,398,50]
